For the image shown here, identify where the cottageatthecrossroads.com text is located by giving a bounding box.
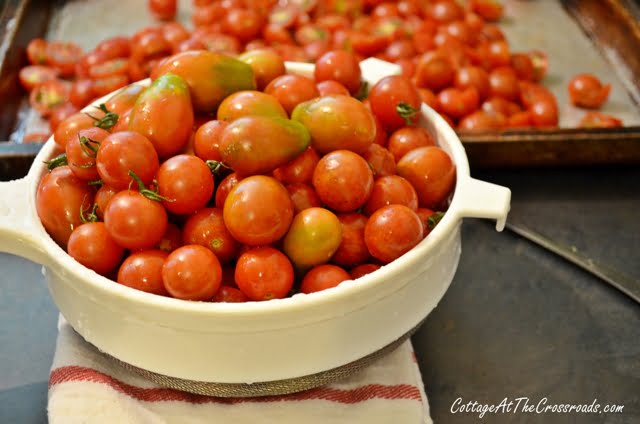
[450,397,624,419]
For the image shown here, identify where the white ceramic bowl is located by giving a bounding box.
[0,59,510,385]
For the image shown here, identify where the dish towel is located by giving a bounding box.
[48,316,433,424]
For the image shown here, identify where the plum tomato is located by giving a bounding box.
[368,75,422,132]
[238,48,287,91]
[363,175,418,216]
[331,213,370,267]
[364,204,424,263]
[157,154,215,215]
[396,146,456,209]
[156,222,183,253]
[283,207,342,270]
[387,126,436,162]
[104,83,145,116]
[216,90,287,121]
[193,119,227,162]
[96,131,159,190]
[67,222,125,276]
[103,190,168,251]
[219,115,310,176]
[567,74,611,109]
[264,74,320,116]
[36,166,95,248]
[129,73,194,158]
[151,50,256,114]
[65,126,110,181]
[292,95,376,154]
[273,147,320,185]
[117,250,170,296]
[235,247,294,301]
[312,149,374,212]
[300,264,351,294]
[182,208,238,264]
[223,175,293,246]
[162,245,222,301]
[313,50,362,95]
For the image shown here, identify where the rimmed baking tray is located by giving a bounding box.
[1,0,640,180]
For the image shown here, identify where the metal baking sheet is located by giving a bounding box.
[2,0,640,177]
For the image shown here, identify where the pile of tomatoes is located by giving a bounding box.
[35,47,455,302]
[18,0,622,145]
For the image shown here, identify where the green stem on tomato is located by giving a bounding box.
[44,153,68,170]
[427,211,445,230]
[127,170,173,203]
[396,102,419,126]
[80,203,99,224]
[86,103,119,131]
[78,135,101,158]
[206,160,232,178]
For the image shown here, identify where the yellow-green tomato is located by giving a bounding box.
[291,94,376,154]
[283,207,343,270]
[219,115,310,177]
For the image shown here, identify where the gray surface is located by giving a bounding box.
[414,166,640,423]
[1,167,639,423]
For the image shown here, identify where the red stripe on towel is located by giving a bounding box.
[49,366,422,404]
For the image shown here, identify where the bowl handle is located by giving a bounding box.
[0,177,52,265]
[452,177,511,231]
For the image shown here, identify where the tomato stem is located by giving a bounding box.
[80,203,100,223]
[427,211,445,230]
[86,103,119,130]
[79,135,100,158]
[206,160,231,177]
[355,81,369,101]
[396,102,419,126]
[44,153,68,170]
[128,170,173,203]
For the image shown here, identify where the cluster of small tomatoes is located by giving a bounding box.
[18,0,621,145]
[35,47,455,303]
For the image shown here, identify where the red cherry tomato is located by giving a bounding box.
[235,247,294,301]
[148,0,177,20]
[364,204,424,264]
[182,208,238,264]
[314,50,362,95]
[18,66,59,92]
[45,41,83,77]
[67,222,125,276]
[578,111,623,128]
[331,213,370,267]
[300,264,351,294]
[157,154,215,215]
[368,75,422,132]
[117,250,170,296]
[29,79,69,118]
[567,74,611,109]
[162,245,222,301]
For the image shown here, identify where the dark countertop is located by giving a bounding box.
[1,165,639,423]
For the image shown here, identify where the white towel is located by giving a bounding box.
[48,317,432,424]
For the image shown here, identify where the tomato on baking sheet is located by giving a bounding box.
[45,41,83,77]
[29,79,70,118]
[18,66,59,92]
